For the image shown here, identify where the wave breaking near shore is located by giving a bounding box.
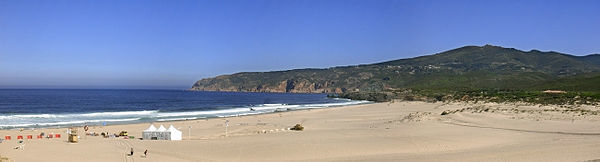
[0,99,370,129]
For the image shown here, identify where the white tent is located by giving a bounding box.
[157,125,167,131]
[167,125,182,140]
[145,124,157,131]
[155,125,170,140]
[142,124,158,140]
[142,124,181,140]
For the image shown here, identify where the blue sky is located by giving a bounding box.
[1,0,599,89]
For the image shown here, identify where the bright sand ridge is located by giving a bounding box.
[1,101,600,161]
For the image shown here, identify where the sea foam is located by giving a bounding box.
[0,98,369,129]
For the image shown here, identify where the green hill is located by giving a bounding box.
[191,45,600,93]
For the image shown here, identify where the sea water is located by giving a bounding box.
[0,89,369,129]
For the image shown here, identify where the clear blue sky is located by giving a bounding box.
[1,0,599,89]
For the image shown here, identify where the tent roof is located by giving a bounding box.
[168,125,182,133]
[144,124,157,132]
[157,125,167,131]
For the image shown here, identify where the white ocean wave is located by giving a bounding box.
[0,118,141,128]
[0,99,370,128]
[156,117,204,122]
[301,100,371,108]
[80,110,158,117]
[156,108,250,118]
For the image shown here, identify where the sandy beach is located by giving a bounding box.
[1,101,600,161]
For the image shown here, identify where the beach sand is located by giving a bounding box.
[1,101,600,161]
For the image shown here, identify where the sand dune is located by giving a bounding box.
[1,101,600,161]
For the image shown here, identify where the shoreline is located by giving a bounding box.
[1,101,600,161]
[1,103,364,131]
[0,99,371,130]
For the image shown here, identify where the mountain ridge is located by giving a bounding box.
[191,45,600,93]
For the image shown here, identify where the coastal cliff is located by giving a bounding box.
[191,73,352,93]
[191,45,600,93]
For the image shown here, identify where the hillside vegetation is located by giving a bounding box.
[192,45,600,95]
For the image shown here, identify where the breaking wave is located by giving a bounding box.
[0,99,370,129]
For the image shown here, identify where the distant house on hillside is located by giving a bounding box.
[543,90,566,94]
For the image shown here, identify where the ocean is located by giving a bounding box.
[0,89,369,129]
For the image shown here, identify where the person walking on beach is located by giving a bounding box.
[144,149,148,157]
[130,148,134,156]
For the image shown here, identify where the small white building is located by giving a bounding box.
[142,124,182,140]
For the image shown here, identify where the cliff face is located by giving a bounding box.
[191,45,600,93]
[191,77,347,93]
